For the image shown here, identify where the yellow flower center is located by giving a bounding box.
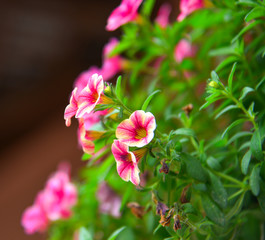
[135,127,147,139]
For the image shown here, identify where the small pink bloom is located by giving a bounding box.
[111,140,140,185]
[42,170,78,221]
[101,38,123,81]
[177,0,204,22]
[21,198,49,234]
[82,110,108,130]
[76,73,104,118]
[106,0,143,31]
[174,39,196,63]
[116,110,156,147]
[155,3,171,28]
[96,181,121,218]
[64,88,78,127]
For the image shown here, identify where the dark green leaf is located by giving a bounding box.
[250,165,261,196]
[172,128,196,138]
[141,90,161,111]
[250,130,264,161]
[227,131,252,145]
[241,150,252,175]
[107,226,126,240]
[239,87,254,101]
[141,0,155,17]
[228,62,237,91]
[215,56,239,72]
[181,153,208,182]
[226,193,245,220]
[237,0,261,7]
[206,157,221,170]
[209,173,227,209]
[201,194,225,227]
[215,105,238,119]
[245,7,265,22]
[258,182,265,213]
[221,119,246,139]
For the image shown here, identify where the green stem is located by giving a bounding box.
[210,169,244,187]
[228,189,245,201]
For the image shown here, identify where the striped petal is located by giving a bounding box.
[64,88,78,127]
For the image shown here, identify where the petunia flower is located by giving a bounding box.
[96,181,121,218]
[111,140,141,185]
[101,38,123,81]
[155,3,171,28]
[116,110,156,148]
[64,87,79,127]
[174,39,197,63]
[21,194,49,234]
[177,0,204,22]
[106,0,143,31]
[76,73,104,118]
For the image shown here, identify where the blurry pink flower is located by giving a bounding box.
[101,38,123,81]
[96,181,121,218]
[111,140,141,185]
[64,88,78,127]
[106,0,143,31]
[174,39,196,63]
[116,110,156,147]
[76,73,104,118]
[177,0,204,22]
[42,169,78,221]
[21,194,49,234]
[82,110,108,130]
[155,3,171,28]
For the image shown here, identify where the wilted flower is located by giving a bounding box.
[127,202,148,219]
[96,181,121,218]
[111,140,141,185]
[177,0,204,22]
[106,0,143,31]
[174,39,197,63]
[156,201,169,216]
[159,160,169,174]
[76,73,104,118]
[155,3,171,28]
[116,110,156,147]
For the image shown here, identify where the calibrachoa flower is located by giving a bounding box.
[174,39,197,63]
[96,181,121,218]
[64,87,78,127]
[111,140,141,185]
[21,166,77,234]
[101,38,123,81]
[155,3,171,28]
[76,73,104,118]
[177,0,204,22]
[106,0,143,31]
[116,110,156,147]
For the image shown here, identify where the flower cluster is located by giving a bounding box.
[21,166,77,234]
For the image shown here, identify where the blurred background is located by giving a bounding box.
[0,0,177,239]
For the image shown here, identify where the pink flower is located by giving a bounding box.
[96,182,121,218]
[116,110,156,147]
[106,0,143,31]
[155,3,171,28]
[174,39,196,63]
[64,87,78,127]
[82,110,108,130]
[42,170,78,221]
[111,140,141,185]
[76,73,104,118]
[21,196,49,234]
[101,38,123,81]
[177,0,204,22]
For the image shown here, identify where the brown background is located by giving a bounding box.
[0,0,177,239]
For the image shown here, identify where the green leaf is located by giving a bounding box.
[181,153,208,182]
[232,20,264,43]
[241,150,252,175]
[239,141,251,151]
[115,76,122,99]
[255,76,265,90]
[227,131,252,145]
[258,183,265,214]
[226,193,245,220]
[250,130,264,161]
[82,153,91,161]
[201,194,225,227]
[221,119,246,139]
[172,128,196,138]
[141,0,155,17]
[210,173,228,209]
[228,62,237,91]
[215,105,238,119]
[79,227,93,240]
[107,226,126,240]
[215,56,239,72]
[120,185,134,210]
[211,71,220,83]
[141,90,161,111]
[153,224,162,235]
[250,165,261,196]
[209,45,237,57]
[206,157,221,170]
[237,0,261,7]
[239,87,254,101]
[245,7,265,22]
